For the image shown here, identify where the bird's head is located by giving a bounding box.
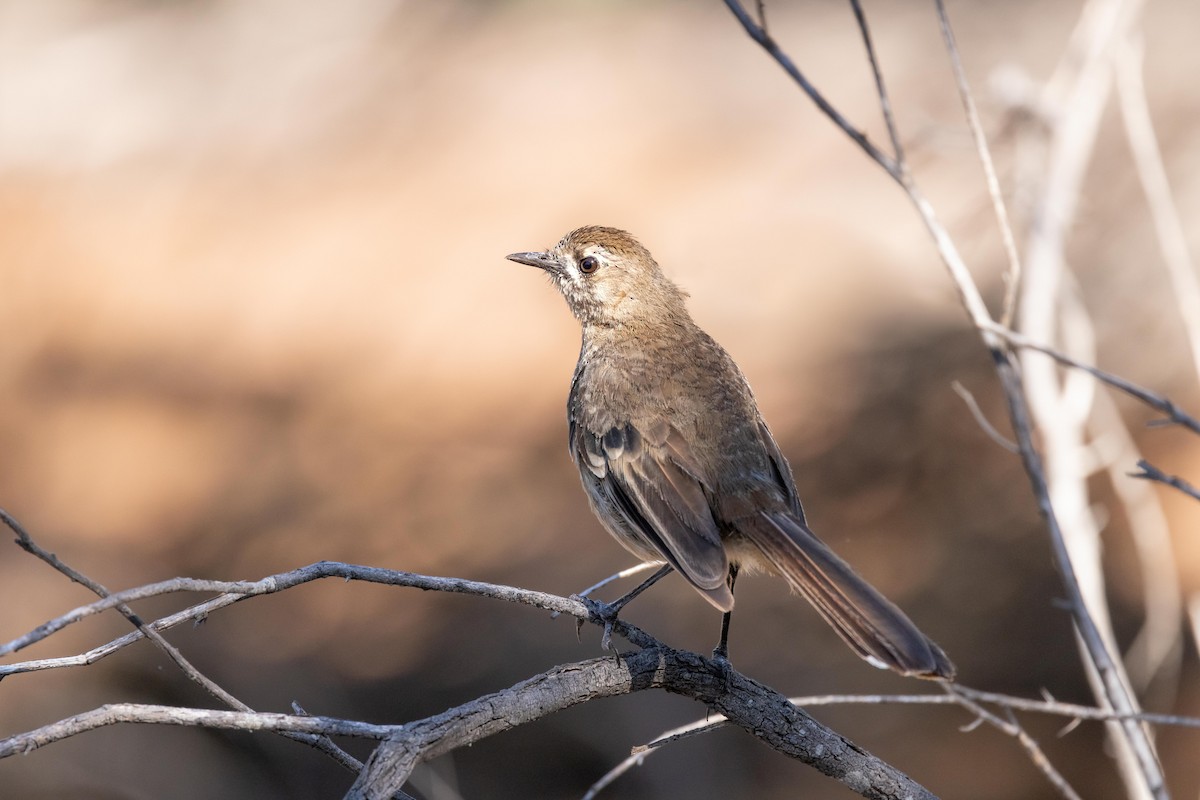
[506,226,689,329]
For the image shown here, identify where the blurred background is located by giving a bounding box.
[2,0,1199,797]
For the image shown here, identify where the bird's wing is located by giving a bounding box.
[755,416,806,523]
[574,417,733,610]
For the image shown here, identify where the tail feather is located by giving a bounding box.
[742,511,954,680]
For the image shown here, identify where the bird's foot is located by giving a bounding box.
[573,595,625,661]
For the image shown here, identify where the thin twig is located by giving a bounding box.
[754,0,768,34]
[1130,459,1200,503]
[985,323,1200,435]
[0,510,366,773]
[934,0,1023,328]
[951,380,1019,452]
[0,561,660,677]
[945,685,1084,800]
[724,0,999,338]
[0,704,402,758]
[848,0,906,170]
[1013,0,1161,792]
[549,561,662,619]
[585,715,728,800]
[587,684,1200,799]
[721,0,901,180]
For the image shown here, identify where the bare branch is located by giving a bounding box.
[723,2,1168,796]
[721,0,902,180]
[0,560,639,669]
[0,510,371,772]
[587,685,1200,798]
[347,648,940,800]
[946,686,1083,800]
[0,704,401,758]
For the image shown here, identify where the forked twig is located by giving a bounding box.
[1131,460,1200,503]
[0,510,375,774]
[721,1,1167,796]
[985,323,1200,435]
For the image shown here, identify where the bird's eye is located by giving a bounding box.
[579,256,599,274]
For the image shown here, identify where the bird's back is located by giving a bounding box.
[571,318,803,526]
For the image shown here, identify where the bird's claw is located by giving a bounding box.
[575,595,624,661]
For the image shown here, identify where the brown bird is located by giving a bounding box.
[507,226,954,679]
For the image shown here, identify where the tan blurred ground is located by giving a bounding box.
[2,1,1200,798]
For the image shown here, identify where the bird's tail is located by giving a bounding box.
[740,511,955,680]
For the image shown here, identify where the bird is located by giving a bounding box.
[506,225,954,680]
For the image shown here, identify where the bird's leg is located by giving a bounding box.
[577,563,673,653]
[711,564,739,664]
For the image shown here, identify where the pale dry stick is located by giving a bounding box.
[1117,34,1200,385]
[0,705,402,758]
[952,686,1200,728]
[1089,390,1183,693]
[1,575,267,657]
[946,0,1182,730]
[582,716,722,800]
[934,0,1023,329]
[950,380,1019,453]
[3,592,272,677]
[548,561,661,620]
[722,2,1164,797]
[1015,0,1161,793]
[406,758,466,800]
[575,561,662,600]
[1189,597,1200,686]
[1038,277,1105,670]
[1116,31,1200,678]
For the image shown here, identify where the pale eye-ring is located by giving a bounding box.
[579,255,599,274]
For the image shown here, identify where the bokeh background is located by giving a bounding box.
[3,1,1200,797]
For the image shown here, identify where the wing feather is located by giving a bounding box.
[575,420,732,609]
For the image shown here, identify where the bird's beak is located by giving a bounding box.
[505,250,560,272]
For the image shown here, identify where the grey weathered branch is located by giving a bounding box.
[346,647,938,800]
[0,509,365,772]
[0,508,939,800]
